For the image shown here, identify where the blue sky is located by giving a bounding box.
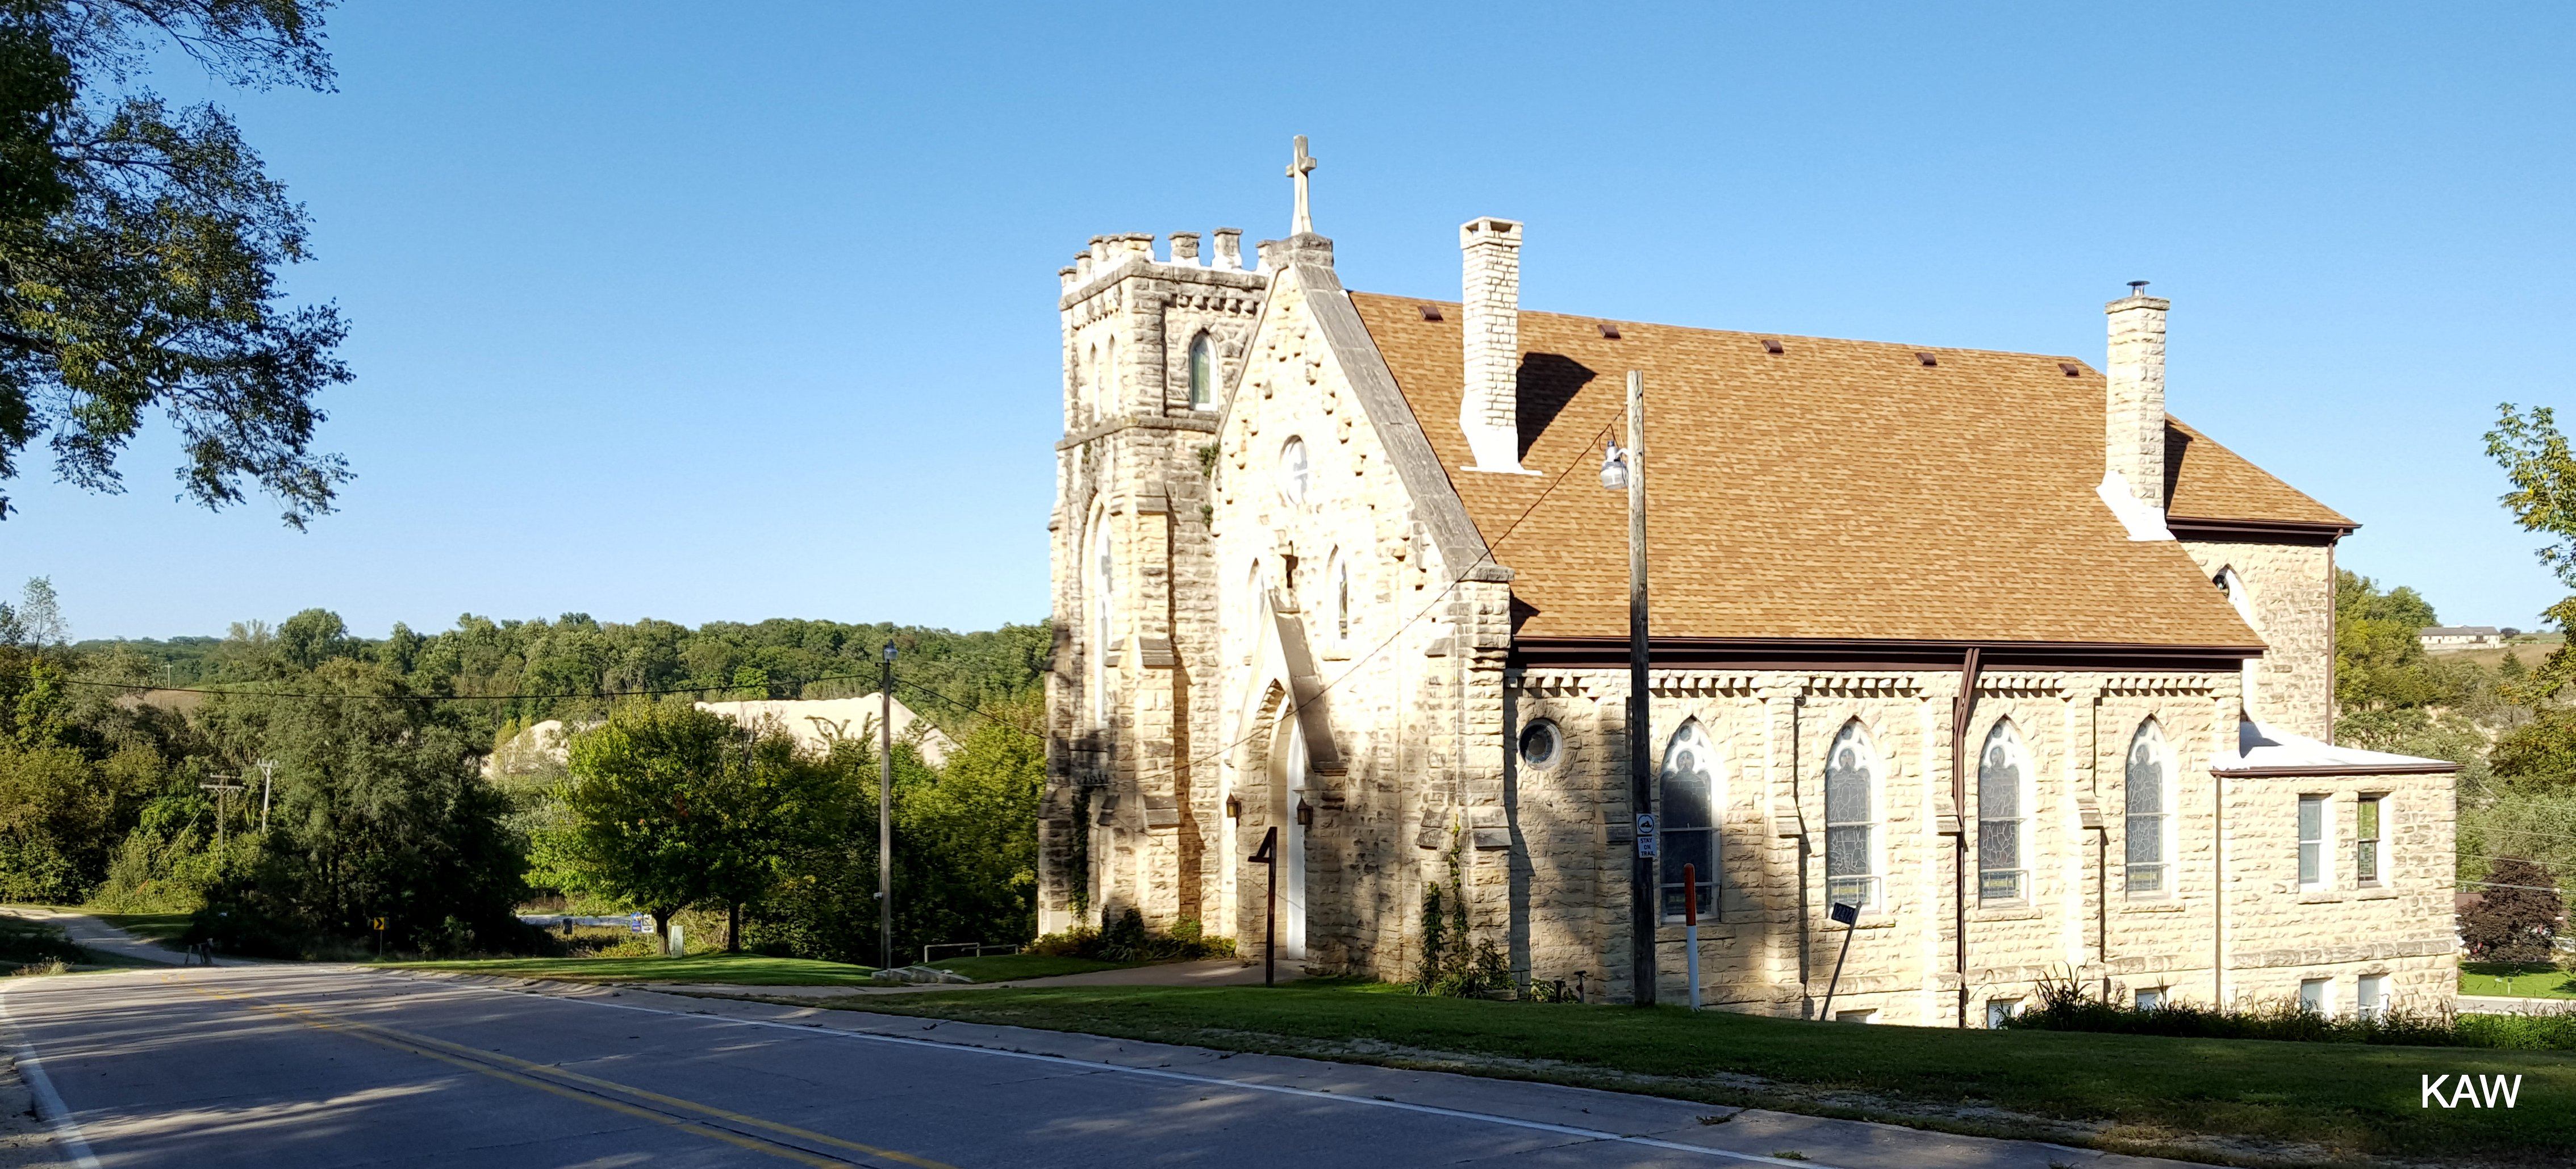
[11,2,2572,640]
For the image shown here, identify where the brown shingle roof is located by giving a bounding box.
[2164,417,2352,528]
[1349,293,2276,648]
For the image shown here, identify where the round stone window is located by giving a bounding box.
[1277,436,1310,503]
[1519,719,1562,770]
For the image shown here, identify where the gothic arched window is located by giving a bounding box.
[1658,720,1720,920]
[2125,719,2172,894]
[1978,720,2034,902]
[1278,437,1310,504]
[1188,331,1215,409]
[1090,520,1114,724]
[1824,721,1880,910]
[1330,551,1351,639]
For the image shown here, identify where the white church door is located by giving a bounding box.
[1278,713,1310,960]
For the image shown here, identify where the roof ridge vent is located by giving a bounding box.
[1760,339,1785,354]
[1915,351,1939,367]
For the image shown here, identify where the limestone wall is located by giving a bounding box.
[1501,667,2455,1022]
[2181,538,2336,740]
[1041,235,1267,937]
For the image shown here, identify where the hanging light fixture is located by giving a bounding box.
[1599,442,1629,491]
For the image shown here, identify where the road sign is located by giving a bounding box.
[1828,901,1860,926]
[1634,813,1656,857]
[370,917,386,930]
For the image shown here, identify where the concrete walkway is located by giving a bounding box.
[1,906,255,967]
[2457,993,2576,1014]
[639,956,1275,1000]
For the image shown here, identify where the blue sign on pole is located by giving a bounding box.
[1635,813,1657,857]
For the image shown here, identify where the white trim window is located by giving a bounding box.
[2355,795,2385,885]
[1823,721,1881,911]
[2298,977,2331,1015]
[2298,794,2328,889]
[1977,720,2033,902]
[2357,974,2387,1020]
[1187,331,1215,410]
[2124,719,2172,894]
[1658,720,1720,921]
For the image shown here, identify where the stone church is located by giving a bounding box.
[1041,143,2457,1024]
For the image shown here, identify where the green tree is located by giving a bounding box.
[194,657,525,954]
[0,1,350,526]
[892,703,1045,952]
[557,702,835,947]
[2488,404,2576,698]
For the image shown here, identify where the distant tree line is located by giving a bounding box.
[4,585,1050,961]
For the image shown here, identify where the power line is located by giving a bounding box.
[1105,406,1628,796]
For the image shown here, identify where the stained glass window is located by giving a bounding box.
[1658,721,1719,920]
[1978,721,2030,902]
[1824,722,1877,910]
[2124,720,2169,894]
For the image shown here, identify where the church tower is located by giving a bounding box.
[1041,228,1268,934]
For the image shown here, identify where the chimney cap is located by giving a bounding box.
[2127,280,2150,294]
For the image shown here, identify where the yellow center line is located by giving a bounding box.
[173,976,959,1169]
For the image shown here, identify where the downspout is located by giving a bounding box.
[2214,755,2227,1008]
[1793,694,1810,1018]
[2095,693,2109,1003]
[1950,647,1984,1028]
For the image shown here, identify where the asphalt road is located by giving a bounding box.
[0,965,2217,1169]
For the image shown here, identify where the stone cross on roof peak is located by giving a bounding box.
[1287,134,1317,236]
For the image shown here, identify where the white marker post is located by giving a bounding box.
[1682,862,1701,1011]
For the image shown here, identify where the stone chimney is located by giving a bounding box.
[1460,217,1525,474]
[1211,227,1244,272]
[2104,283,2170,512]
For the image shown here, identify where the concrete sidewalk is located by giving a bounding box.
[2457,993,2576,1014]
[638,955,1274,1000]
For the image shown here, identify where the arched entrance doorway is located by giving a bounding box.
[1270,710,1309,960]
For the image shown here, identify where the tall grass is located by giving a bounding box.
[1999,971,2576,1050]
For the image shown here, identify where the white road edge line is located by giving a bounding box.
[400,973,1845,1169]
[0,983,107,1169]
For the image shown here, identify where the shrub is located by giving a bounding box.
[2463,858,2564,962]
[1027,909,1233,962]
[1999,970,2576,1050]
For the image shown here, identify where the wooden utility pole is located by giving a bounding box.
[880,642,896,972]
[1626,369,1656,1007]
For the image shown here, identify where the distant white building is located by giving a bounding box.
[2419,626,2503,651]
[480,694,954,781]
[696,695,955,767]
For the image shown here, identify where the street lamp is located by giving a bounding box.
[1606,370,1656,1007]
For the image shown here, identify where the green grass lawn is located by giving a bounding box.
[2463,962,2576,999]
[925,953,1136,982]
[847,981,2576,1167]
[391,953,878,986]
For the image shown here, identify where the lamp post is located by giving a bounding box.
[1601,369,1655,1007]
[880,641,896,972]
